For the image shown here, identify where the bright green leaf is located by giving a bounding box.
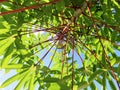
[2,64,23,69]
[29,74,35,90]
[0,37,15,55]
[48,83,60,90]
[0,69,28,88]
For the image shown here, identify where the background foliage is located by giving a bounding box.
[0,0,120,90]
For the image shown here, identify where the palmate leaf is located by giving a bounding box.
[0,65,36,89]
[14,71,31,90]
[0,69,28,88]
[14,65,36,90]
[1,44,14,67]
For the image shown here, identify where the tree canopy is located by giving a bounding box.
[0,0,120,90]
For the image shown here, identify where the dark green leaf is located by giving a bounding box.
[88,69,106,82]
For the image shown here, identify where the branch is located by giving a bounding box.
[71,36,74,90]
[61,46,66,79]
[48,47,57,68]
[0,0,8,3]
[0,0,60,16]
[35,41,56,65]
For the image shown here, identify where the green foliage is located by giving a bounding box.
[0,0,120,90]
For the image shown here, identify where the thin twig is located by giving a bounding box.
[75,49,85,67]
[71,36,74,90]
[61,46,66,79]
[30,36,57,49]
[0,0,60,16]
[48,47,57,68]
[35,41,56,65]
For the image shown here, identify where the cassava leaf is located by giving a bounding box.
[14,71,31,90]
[14,66,36,90]
[1,44,14,67]
[0,69,28,88]
[0,36,15,55]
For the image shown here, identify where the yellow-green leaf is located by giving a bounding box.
[111,0,120,9]
[1,50,14,67]
[0,70,28,88]
[0,37,15,55]
[48,83,61,90]
[15,66,36,90]
[14,72,31,90]
[29,74,35,90]
[2,64,23,69]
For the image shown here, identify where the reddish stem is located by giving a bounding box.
[61,46,66,79]
[33,43,52,55]
[35,41,56,65]
[0,0,8,3]
[0,0,60,16]
[71,36,74,90]
[75,49,84,67]
[30,36,56,49]
[48,47,57,68]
